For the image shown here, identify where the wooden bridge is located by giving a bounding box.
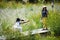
[21,28,50,36]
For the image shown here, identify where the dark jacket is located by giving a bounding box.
[42,10,48,18]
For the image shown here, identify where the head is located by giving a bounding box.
[42,6,47,11]
[16,18,20,22]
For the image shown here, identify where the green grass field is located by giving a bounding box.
[0,1,60,40]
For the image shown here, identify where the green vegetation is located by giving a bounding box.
[47,11,60,36]
[0,1,60,40]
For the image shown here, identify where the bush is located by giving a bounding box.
[47,11,60,36]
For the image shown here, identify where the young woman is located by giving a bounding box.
[41,6,48,30]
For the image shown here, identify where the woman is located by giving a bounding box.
[41,6,48,30]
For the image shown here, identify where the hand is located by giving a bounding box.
[23,20,30,23]
[27,20,30,22]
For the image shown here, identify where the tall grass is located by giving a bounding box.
[47,10,60,36]
[0,2,60,40]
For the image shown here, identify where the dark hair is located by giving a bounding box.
[42,7,47,11]
[16,18,20,22]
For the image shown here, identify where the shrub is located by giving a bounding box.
[47,11,60,36]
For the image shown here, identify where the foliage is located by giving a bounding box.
[47,11,60,36]
[0,1,60,40]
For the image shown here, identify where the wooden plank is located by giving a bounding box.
[21,28,50,36]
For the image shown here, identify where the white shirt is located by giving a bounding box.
[13,21,22,32]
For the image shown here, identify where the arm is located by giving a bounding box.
[20,19,24,21]
[23,20,29,23]
[46,10,49,17]
[20,20,29,24]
